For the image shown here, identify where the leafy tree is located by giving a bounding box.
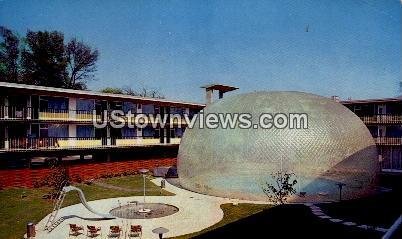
[21,30,68,87]
[66,38,99,90]
[100,87,124,94]
[262,171,298,205]
[15,29,99,89]
[0,26,19,82]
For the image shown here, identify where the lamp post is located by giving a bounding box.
[336,182,346,202]
[138,169,151,213]
[139,169,149,204]
[152,227,169,239]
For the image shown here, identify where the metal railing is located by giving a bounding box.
[1,136,182,151]
[360,115,402,124]
[0,106,189,123]
[374,137,402,145]
[0,106,102,121]
[0,106,32,119]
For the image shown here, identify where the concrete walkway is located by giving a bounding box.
[305,203,389,233]
[34,178,270,239]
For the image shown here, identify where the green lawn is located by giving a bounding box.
[97,175,175,195]
[0,175,172,239]
[0,175,271,239]
[170,203,272,239]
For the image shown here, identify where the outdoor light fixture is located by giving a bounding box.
[336,182,347,201]
[138,168,151,213]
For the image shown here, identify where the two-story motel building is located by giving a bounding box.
[342,97,402,173]
[0,82,204,167]
[0,82,401,174]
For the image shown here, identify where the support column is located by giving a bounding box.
[69,124,77,147]
[69,125,77,138]
[106,101,111,146]
[27,96,31,119]
[137,104,142,114]
[137,128,142,137]
[159,107,165,143]
[166,107,171,144]
[4,126,9,149]
[69,98,77,119]
[106,125,111,146]
[4,96,9,119]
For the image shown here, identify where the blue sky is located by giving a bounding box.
[0,0,400,103]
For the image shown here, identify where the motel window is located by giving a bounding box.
[154,106,160,114]
[77,99,95,112]
[48,124,69,138]
[122,102,136,113]
[174,128,184,138]
[143,126,155,137]
[39,124,48,138]
[154,128,160,138]
[142,104,155,114]
[171,107,185,116]
[353,105,361,112]
[189,108,200,119]
[122,127,137,137]
[386,126,402,137]
[77,125,94,138]
[110,101,122,110]
[40,96,68,111]
[39,98,48,111]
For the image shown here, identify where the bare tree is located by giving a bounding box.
[262,171,298,205]
[100,86,165,99]
[66,38,98,89]
[41,159,69,199]
[135,87,165,99]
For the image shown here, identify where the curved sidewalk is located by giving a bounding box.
[34,178,269,239]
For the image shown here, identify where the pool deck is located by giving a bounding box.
[33,178,270,239]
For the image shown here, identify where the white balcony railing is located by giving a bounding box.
[374,137,402,146]
[1,137,181,151]
[360,115,402,124]
[0,106,188,124]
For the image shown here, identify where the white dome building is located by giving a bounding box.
[178,91,379,202]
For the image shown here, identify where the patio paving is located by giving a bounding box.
[33,178,270,239]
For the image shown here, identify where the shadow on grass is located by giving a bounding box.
[195,204,385,239]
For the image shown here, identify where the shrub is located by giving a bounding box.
[262,171,298,205]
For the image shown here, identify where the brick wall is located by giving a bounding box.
[0,158,177,188]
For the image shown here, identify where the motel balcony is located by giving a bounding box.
[0,136,182,151]
[0,106,189,125]
[0,106,102,122]
[374,137,402,146]
[359,115,402,124]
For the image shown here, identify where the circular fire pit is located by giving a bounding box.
[110,203,179,219]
